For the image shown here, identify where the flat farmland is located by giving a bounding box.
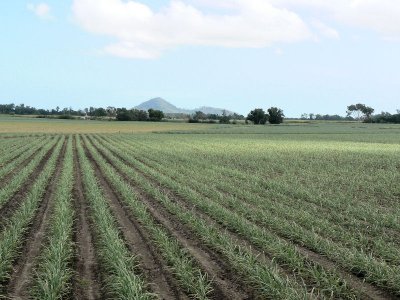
[0,121,399,299]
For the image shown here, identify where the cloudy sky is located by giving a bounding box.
[1,0,399,116]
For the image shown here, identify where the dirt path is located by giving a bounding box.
[72,136,102,300]
[6,138,67,299]
[91,135,396,300]
[82,138,188,300]
[87,136,253,299]
[0,139,60,230]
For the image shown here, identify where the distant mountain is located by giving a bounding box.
[135,97,190,114]
[193,106,235,116]
[135,98,235,115]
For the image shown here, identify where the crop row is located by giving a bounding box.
[106,135,400,258]
[124,135,400,232]
[0,136,64,290]
[0,136,59,210]
[75,135,153,299]
[87,135,326,299]
[93,134,400,297]
[32,135,75,299]
[0,135,50,183]
[114,135,400,239]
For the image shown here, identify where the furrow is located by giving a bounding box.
[6,137,67,298]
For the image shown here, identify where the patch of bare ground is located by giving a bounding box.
[91,136,396,300]
[71,136,102,300]
[6,137,67,299]
[0,138,60,231]
[81,138,188,300]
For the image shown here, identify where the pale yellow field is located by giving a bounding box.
[0,116,214,133]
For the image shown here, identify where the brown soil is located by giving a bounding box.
[0,138,60,231]
[87,135,255,299]
[92,135,397,300]
[71,136,102,300]
[6,137,67,299]
[82,137,188,300]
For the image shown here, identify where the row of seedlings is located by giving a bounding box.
[0,136,65,291]
[75,135,154,299]
[88,135,310,300]
[32,135,75,299]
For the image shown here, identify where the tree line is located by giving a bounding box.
[302,103,400,124]
[1,102,399,124]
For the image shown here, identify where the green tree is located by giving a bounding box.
[246,108,268,125]
[346,103,374,120]
[192,111,207,121]
[148,109,164,121]
[267,107,284,124]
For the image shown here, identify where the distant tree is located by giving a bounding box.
[232,113,245,120]
[148,109,164,121]
[246,108,268,125]
[347,103,374,121]
[300,113,309,120]
[136,109,149,121]
[0,104,15,114]
[219,115,231,124]
[193,111,207,121]
[106,106,116,118]
[116,108,131,121]
[370,111,400,124]
[94,107,107,117]
[267,107,284,124]
[207,114,219,120]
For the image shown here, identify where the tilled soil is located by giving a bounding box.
[72,136,102,300]
[91,134,397,300]
[6,138,67,298]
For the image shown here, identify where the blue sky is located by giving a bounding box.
[1,1,399,117]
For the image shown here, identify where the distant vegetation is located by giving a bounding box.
[302,103,400,123]
[1,101,400,124]
[246,107,285,124]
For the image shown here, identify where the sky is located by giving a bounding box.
[1,0,400,117]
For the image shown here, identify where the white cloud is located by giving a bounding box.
[270,0,400,40]
[311,20,339,40]
[72,0,400,59]
[72,0,312,59]
[27,3,53,20]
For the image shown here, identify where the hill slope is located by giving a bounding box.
[135,98,235,115]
